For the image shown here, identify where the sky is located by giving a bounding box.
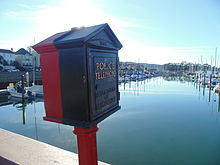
[0,0,220,65]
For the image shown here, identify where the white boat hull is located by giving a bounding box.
[7,86,29,98]
[26,85,43,98]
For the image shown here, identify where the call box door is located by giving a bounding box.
[88,48,119,120]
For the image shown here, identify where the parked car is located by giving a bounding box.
[10,69,20,72]
[5,69,20,72]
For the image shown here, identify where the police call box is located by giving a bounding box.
[33,23,122,128]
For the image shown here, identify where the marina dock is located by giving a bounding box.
[0,129,109,165]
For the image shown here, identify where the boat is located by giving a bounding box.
[26,85,43,98]
[25,60,44,98]
[0,89,9,95]
[7,86,29,98]
[214,84,220,93]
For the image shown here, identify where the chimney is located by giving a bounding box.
[71,26,85,31]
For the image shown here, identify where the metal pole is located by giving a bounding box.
[124,72,126,90]
[218,94,220,112]
[22,100,26,125]
[199,73,201,92]
[208,74,212,102]
[203,73,205,96]
[33,56,36,85]
[21,75,24,100]
[73,126,99,165]
[26,72,29,87]
[215,47,217,73]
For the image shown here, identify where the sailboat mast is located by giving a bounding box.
[33,37,36,85]
[214,47,217,73]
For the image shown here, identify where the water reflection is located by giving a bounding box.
[1,76,220,165]
[121,76,192,96]
[120,75,220,114]
[0,94,11,106]
[116,76,220,165]
[13,100,27,125]
[0,95,44,140]
[33,102,38,140]
[0,95,76,153]
[2,75,220,126]
[8,97,44,125]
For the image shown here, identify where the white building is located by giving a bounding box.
[27,46,41,69]
[0,49,15,66]
[15,48,33,70]
[32,50,40,69]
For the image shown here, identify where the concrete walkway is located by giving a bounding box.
[0,129,109,165]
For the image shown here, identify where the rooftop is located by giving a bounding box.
[0,49,14,54]
[15,48,32,56]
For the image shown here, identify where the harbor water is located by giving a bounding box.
[1,76,220,165]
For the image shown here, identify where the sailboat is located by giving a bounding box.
[26,51,44,98]
[7,82,29,99]
[26,84,43,98]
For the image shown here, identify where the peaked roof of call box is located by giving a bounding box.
[34,23,122,50]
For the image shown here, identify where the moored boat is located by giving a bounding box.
[26,85,43,98]
[214,84,220,93]
[7,86,29,98]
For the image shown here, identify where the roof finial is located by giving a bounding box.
[71,26,85,31]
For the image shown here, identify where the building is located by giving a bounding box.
[0,49,16,71]
[27,46,41,69]
[164,62,212,73]
[0,49,15,66]
[15,48,33,70]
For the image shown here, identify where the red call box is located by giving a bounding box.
[33,24,122,128]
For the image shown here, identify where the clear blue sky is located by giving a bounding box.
[0,0,220,64]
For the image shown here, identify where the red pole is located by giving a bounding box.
[73,125,99,165]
